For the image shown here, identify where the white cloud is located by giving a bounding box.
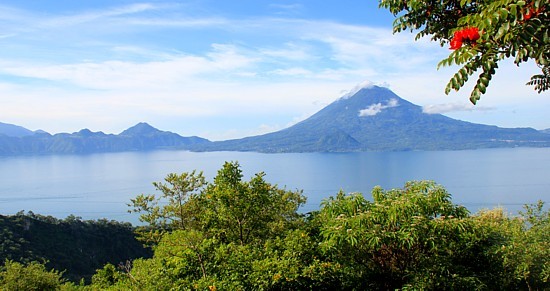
[296,21,443,72]
[269,67,312,76]
[422,102,494,114]
[269,4,303,11]
[359,103,384,116]
[207,44,259,71]
[43,3,160,27]
[359,98,399,117]
[387,98,399,107]
[0,33,16,39]
[0,4,30,22]
[259,43,312,61]
[0,44,259,91]
[341,80,375,98]
[125,16,229,28]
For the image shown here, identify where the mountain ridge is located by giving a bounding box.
[2,86,549,155]
[0,122,37,137]
[0,122,209,155]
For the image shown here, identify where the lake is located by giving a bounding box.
[1,148,549,224]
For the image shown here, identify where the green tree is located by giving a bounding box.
[129,170,206,244]
[318,181,497,289]
[379,0,549,103]
[90,263,124,289]
[249,228,346,290]
[200,161,306,245]
[112,162,308,289]
[0,214,34,264]
[154,229,212,281]
[502,201,550,290]
[471,203,550,290]
[0,260,65,291]
[102,257,174,290]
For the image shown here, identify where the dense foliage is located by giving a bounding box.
[379,0,549,103]
[0,213,151,282]
[1,162,548,290]
[0,260,66,291]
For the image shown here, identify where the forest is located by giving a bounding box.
[1,161,548,290]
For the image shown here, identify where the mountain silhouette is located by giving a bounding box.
[0,122,36,137]
[194,85,550,152]
[0,123,209,155]
[120,122,163,136]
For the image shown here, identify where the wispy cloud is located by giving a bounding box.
[259,43,313,61]
[0,4,29,21]
[0,43,259,90]
[0,33,16,39]
[124,16,229,27]
[269,67,312,76]
[341,80,375,99]
[43,3,161,27]
[359,98,399,116]
[422,102,494,114]
[268,3,304,16]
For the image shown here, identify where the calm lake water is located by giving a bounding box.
[1,148,549,224]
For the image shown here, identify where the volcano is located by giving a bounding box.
[196,85,550,152]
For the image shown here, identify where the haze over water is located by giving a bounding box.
[1,147,549,224]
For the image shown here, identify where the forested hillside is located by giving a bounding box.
[1,162,548,290]
[0,213,151,282]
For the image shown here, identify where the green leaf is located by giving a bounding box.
[500,8,509,19]
[470,89,481,104]
[478,82,487,94]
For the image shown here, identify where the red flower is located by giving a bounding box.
[524,7,543,20]
[521,3,544,23]
[449,38,463,50]
[462,27,480,42]
[524,8,533,20]
[449,27,480,50]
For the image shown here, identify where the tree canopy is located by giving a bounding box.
[102,170,550,290]
[379,0,549,104]
[2,163,549,289]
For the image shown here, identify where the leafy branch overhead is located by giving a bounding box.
[379,0,549,104]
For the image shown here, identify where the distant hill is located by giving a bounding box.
[0,122,37,137]
[541,128,550,134]
[192,85,550,152]
[0,122,210,155]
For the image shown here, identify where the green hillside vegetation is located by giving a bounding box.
[1,162,549,290]
[0,213,152,283]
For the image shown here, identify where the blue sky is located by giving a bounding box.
[0,1,548,140]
